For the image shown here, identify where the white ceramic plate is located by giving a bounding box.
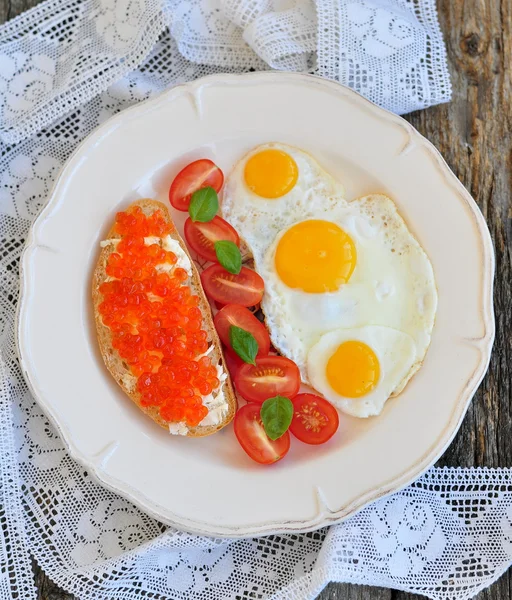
[17,73,494,537]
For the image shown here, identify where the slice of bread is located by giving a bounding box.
[92,199,237,437]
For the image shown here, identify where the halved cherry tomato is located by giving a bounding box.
[201,265,264,307]
[234,404,290,464]
[184,216,239,262]
[214,305,270,357]
[223,347,244,378]
[235,356,301,404]
[169,159,224,211]
[290,394,339,445]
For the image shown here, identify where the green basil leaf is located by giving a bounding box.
[188,187,219,222]
[215,240,242,274]
[260,396,294,441]
[229,325,258,365]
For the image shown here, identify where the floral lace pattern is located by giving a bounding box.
[316,0,451,112]
[0,0,167,143]
[0,0,451,144]
[1,2,504,600]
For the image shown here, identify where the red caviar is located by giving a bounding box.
[99,207,219,427]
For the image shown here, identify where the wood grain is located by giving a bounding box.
[2,0,511,598]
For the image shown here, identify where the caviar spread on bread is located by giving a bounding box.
[92,199,236,437]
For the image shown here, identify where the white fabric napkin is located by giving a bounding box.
[0,0,452,143]
[2,2,510,600]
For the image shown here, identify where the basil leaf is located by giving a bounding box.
[260,396,294,441]
[229,325,258,365]
[215,240,242,274]
[188,187,219,222]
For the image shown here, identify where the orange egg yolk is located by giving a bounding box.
[244,149,298,198]
[326,341,380,398]
[274,220,356,293]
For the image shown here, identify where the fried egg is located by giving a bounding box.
[222,143,345,250]
[222,143,437,417]
[307,326,417,417]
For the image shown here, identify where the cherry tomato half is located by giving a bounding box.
[214,305,270,357]
[290,394,339,445]
[223,347,244,378]
[201,265,264,307]
[184,216,239,263]
[234,404,290,464]
[235,356,301,404]
[169,159,224,211]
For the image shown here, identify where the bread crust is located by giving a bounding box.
[92,199,237,437]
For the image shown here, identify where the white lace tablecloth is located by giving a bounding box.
[1,1,510,599]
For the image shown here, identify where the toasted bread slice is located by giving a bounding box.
[92,199,237,437]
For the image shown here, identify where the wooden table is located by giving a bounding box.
[1,0,510,598]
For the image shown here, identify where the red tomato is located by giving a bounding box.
[235,356,301,404]
[201,265,264,307]
[169,159,224,211]
[223,347,244,378]
[234,404,290,464]
[184,216,239,263]
[289,394,339,445]
[214,305,270,357]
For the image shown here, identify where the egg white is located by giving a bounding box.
[222,143,438,416]
[307,326,417,417]
[252,195,435,384]
[222,142,345,253]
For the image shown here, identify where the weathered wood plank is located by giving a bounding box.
[33,561,75,600]
[8,0,40,18]
[2,0,511,599]
[0,0,7,24]
[319,583,392,600]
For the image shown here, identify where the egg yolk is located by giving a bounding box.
[275,220,356,293]
[326,341,380,398]
[244,149,298,198]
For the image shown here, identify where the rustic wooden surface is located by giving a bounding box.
[1,0,511,598]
